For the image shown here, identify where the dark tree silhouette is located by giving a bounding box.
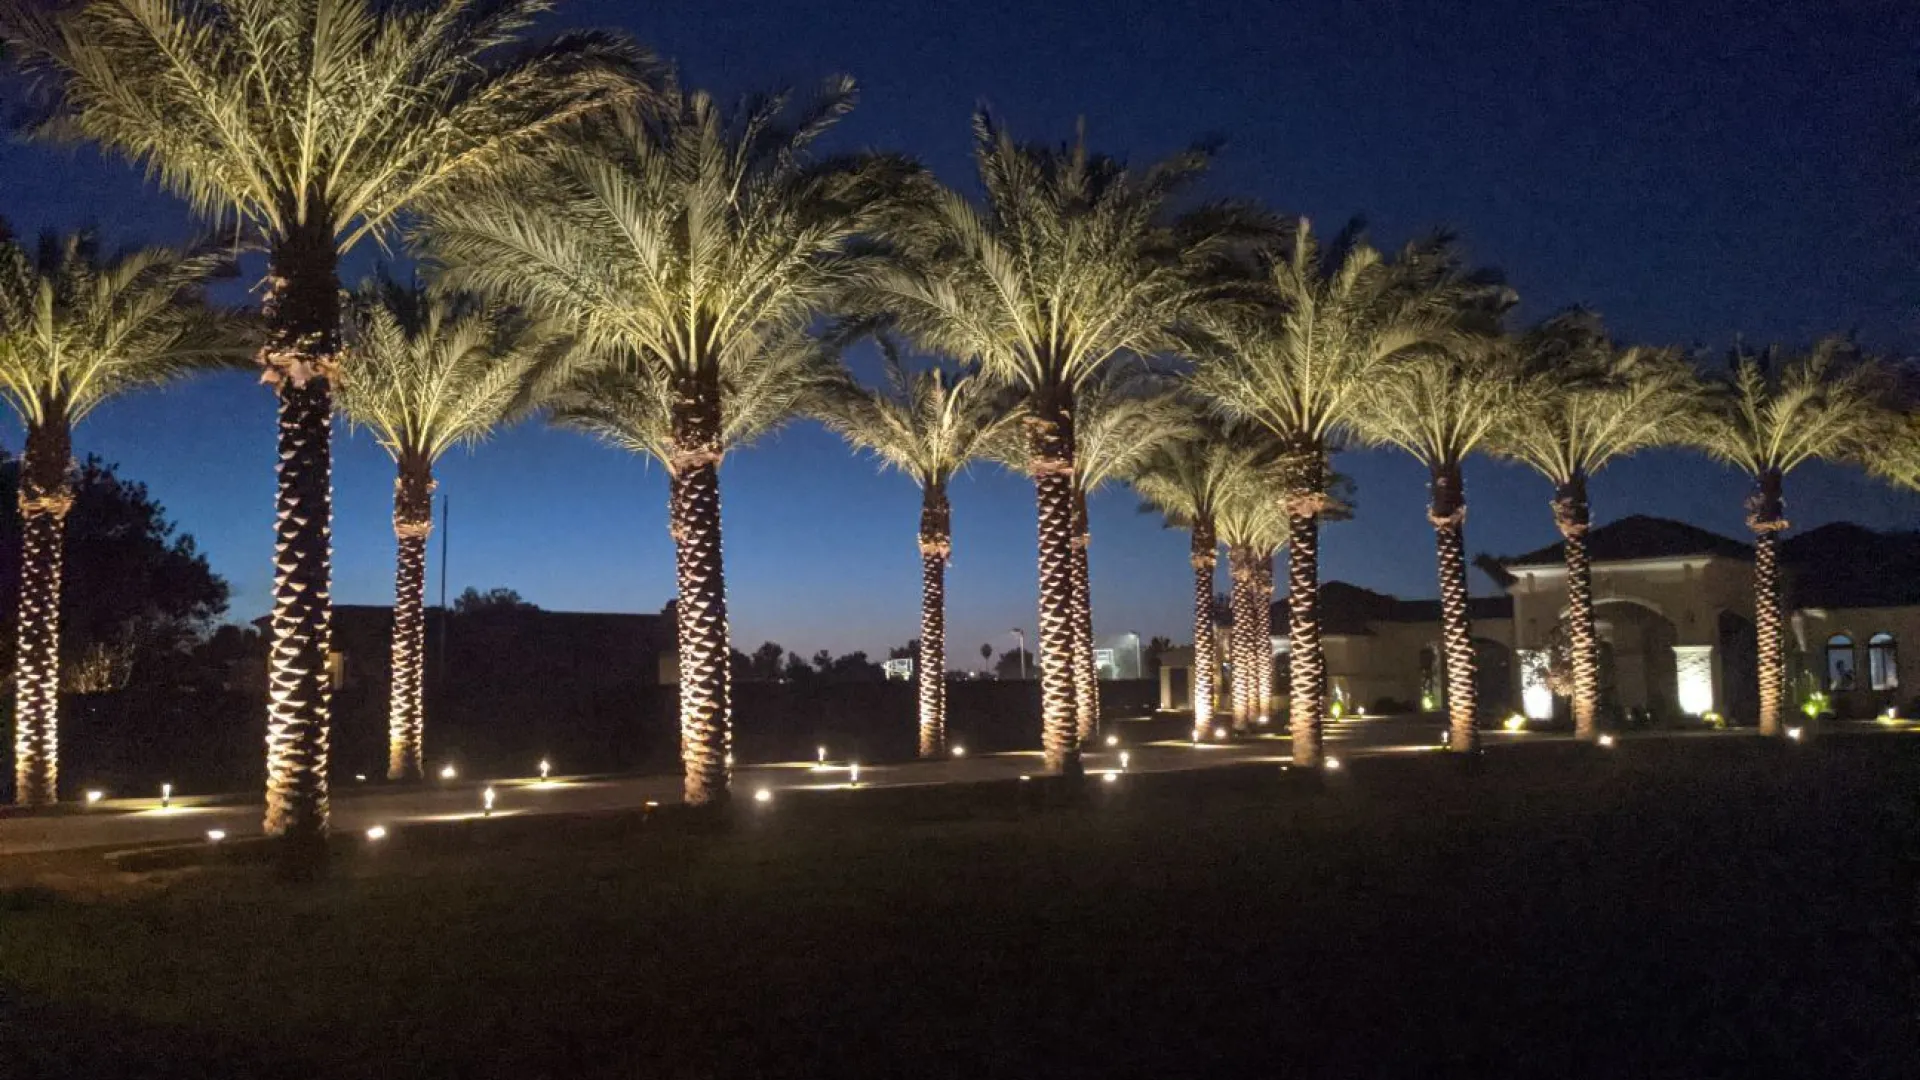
[452,587,538,615]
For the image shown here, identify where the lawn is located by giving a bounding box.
[1,736,1914,1079]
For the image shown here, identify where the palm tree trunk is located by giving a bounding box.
[1283,443,1329,767]
[1431,462,1478,752]
[1189,520,1217,742]
[1227,545,1255,732]
[670,377,732,804]
[1748,469,1788,736]
[261,222,338,855]
[1026,387,1082,776]
[917,482,951,758]
[1255,548,1275,723]
[387,460,435,781]
[1071,486,1100,744]
[1553,475,1601,739]
[11,420,72,807]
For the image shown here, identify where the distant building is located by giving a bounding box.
[1159,516,1916,722]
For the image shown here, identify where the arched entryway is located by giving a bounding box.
[1593,598,1679,721]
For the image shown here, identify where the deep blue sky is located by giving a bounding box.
[2,0,1916,666]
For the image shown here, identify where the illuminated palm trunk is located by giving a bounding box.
[1027,387,1082,775]
[670,378,732,804]
[1431,462,1478,752]
[1553,475,1601,739]
[1748,469,1787,736]
[1227,545,1255,731]
[1071,486,1100,744]
[1284,443,1328,766]
[386,460,434,781]
[1254,549,1275,722]
[261,222,338,852]
[917,482,951,758]
[1189,520,1217,742]
[11,420,72,807]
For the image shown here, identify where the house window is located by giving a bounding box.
[1869,633,1898,691]
[1825,634,1855,691]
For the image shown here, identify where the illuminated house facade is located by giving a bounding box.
[1158,516,1917,723]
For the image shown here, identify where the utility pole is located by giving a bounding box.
[1010,627,1027,680]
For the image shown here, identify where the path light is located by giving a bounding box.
[1118,751,1130,771]
[849,762,861,786]
[539,759,551,781]
[1503,714,1526,732]
[206,829,226,843]
[1104,734,1119,748]
[1325,758,1342,771]
[1786,726,1804,742]
[644,800,660,809]
[85,790,103,805]
[1103,770,1119,784]
[754,788,772,804]
[1257,715,1270,725]
[160,783,172,809]
[354,773,367,783]
[439,764,457,781]
[817,745,828,764]
[482,786,496,816]
[1019,775,1032,782]
[951,745,967,758]
[1212,726,1227,741]
[1598,734,1616,748]
[366,825,388,841]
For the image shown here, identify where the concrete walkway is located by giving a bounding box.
[3,716,1907,857]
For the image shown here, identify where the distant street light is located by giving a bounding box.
[1128,631,1143,680]
[1010,628,1027,680]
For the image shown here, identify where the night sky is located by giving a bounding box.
[1,0,1915,666]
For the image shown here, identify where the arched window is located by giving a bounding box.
[1825,634,1855,691]
[1869,633,1898,691]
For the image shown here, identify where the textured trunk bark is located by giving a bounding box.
[917,483,951,758]
[387,460,434,781]
[11,420,72,806]
[1748,470,1787,736]
[1071,486,1100,744]
[261,220,338,855]
[670,376,732,804]
[1553,475,1601,739]
[1431,462,1478,752]
[1227,545,1255,732]
[1284,443,1328,767]
[1190,521,1217,742]
[1254,548,1275,723]
[1026,387,1082,776]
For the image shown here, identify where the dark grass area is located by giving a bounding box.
[1,737,1916,1079]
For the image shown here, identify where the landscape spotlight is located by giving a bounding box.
[85,790,104,805]
[1118,751,1130,770]
[1786,726,1804,742]
[160,783,173,809]
[1212,726,1227,741]
[539,759,552,781]
[1103,734,1119,748]
[1325,758,1342,771]
[482,786,496,816]
[817,745,827,764]
[1597,734,1616,748]
[951,745,967,758]
[1503,714,1526,732]
[849,762,861,786]
[1103,771,1119,784]
[754,788,773,804]
[206,829,226,843]
[366,825,388,841]
[439,764,457,781]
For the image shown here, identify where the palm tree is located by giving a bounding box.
[421,81,911,804]
[1494,310,1698,738]
[1128,423,1255,741]
[1210,454,1289,735]
[1687,338,1888,735]
[0,228,247,806]
[1352,332,1518,752]
[1189,219,1483,766]
[336,278,567,781]
[0,0,654,846]
[815,341,1015,757]
[863,113,1259,774]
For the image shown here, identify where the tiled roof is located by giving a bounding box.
[1503,515,1751,567]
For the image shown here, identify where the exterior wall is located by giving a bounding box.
[1791,605,1920,717]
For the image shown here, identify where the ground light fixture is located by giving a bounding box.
[206,829,226,843]
[366,825,388,841]
[817,745,828,764]
[1104,734,1119,748]
[849,762,861,786]
[1597,734,1617,748]
[951,745,966,758]
[482,787,496,816]
[1503,714,1526,732]
[754,788,773,804]
[1325,758,1342,771]
[1212,726,1227,741]
[1103,771,1119,783]
[1786,726,1804,742]
[160,783,172,809]
[538,759,551,781]
[439,764,457,781]
[1118,751,1130,770]
[85,790,104,805]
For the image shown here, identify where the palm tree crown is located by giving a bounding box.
[817,342,1014,497]
[1690,338,1888,487]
